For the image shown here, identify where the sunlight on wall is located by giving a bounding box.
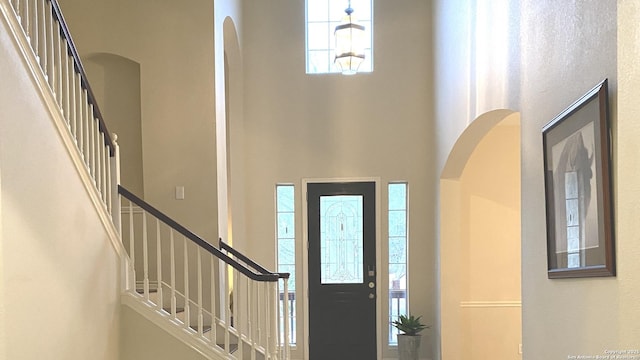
[440,112,521,360]
[474,0,509,115]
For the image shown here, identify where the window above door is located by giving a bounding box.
[305,0,373,74]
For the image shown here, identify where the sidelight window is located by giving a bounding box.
[276,184,296,345]
[388,182,408,345]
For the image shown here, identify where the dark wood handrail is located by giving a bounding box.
[49,0,115,156]
[118,185,279,282]
[219,239,290,279]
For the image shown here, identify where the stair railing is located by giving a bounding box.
[2,0,119,222]
[219,239,291,360]
[119,185,290,360]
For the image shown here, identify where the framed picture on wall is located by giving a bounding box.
[542,79,615,279]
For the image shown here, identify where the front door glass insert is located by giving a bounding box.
[320,195,364,284]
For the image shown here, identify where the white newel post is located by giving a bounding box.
[110,133,121,231]
[270,282,279,360]
[283,277,289,360]
[110,135,129,292]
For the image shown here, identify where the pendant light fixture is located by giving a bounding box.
[334,0,365,75]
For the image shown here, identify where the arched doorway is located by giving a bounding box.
[83,53,143,195]
[440,110,522,360]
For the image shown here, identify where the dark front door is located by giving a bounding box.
[308,181,377,360]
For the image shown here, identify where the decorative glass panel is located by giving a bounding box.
[320,195,364,284]
[389,211,407,237]
[276,185,296,345]
[389,237,407,264]
[388,183,408,345]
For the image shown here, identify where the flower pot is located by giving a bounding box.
[397,334,421,360]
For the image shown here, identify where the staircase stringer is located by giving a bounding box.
[121,292,234,360]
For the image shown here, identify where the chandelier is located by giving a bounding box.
[334,0,366,75]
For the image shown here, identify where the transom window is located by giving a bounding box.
[306,0,373,74]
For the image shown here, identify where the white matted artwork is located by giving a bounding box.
[542,79,615,279]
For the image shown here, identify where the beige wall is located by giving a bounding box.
[441,117,521,360]
[434,0,640,359]
[519,1,619,358]
[0,18,120,359]
[84,54,144,196]
[31,0,640,359]
[59,0,219,244]
[241,1,435,358]
[460,122,521,360]
[617,0,640,348]
[120,305,208,360]
[433,0,521,172]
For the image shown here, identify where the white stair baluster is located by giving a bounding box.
[249,280,256,360]
[197,247,203,336]
[210,255,217,343]
[283,277,290,360]
[156,219,163,311]
[89,110,96,181]
[108,137,119,221]
[46,1,54,90]
[128,199,135,282]
[23,0,29,42]
[39,0,46,75]
[106,146,112,211]
[257,282,264,350]
[142,210,149,300]
[183,236,190,329]
[30,0,37,60]
[56,18,63,107]
[76,77,83,153]
[13,0,20,22]
[84,89,90,163]
[169,230,177,320]
[62,43,75,126]
[69,62,76,137]
[38,0,45,76]
[99,133,107,203]
[235,270,243,360]
[95,118,102,192]
[270,282,278,360]
[224,264,230,355]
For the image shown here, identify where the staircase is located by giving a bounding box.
[0,0,290,358]
[119,185,290,360]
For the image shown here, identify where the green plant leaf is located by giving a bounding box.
[392,314,428,336]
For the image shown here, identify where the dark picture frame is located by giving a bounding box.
[542,79,615,279]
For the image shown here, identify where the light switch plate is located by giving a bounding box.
[175,186,185,200]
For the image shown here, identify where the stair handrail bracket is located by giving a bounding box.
[119,185,291,359]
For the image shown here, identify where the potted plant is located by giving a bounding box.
[392,314,428,360]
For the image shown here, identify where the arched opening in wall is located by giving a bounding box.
[222,16,246,250]
[440,110,522,360]
[83,53,144,196]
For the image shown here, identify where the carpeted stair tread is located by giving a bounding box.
[216,343,238,353]
[135,288,158,294]
[189,325,212,333]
